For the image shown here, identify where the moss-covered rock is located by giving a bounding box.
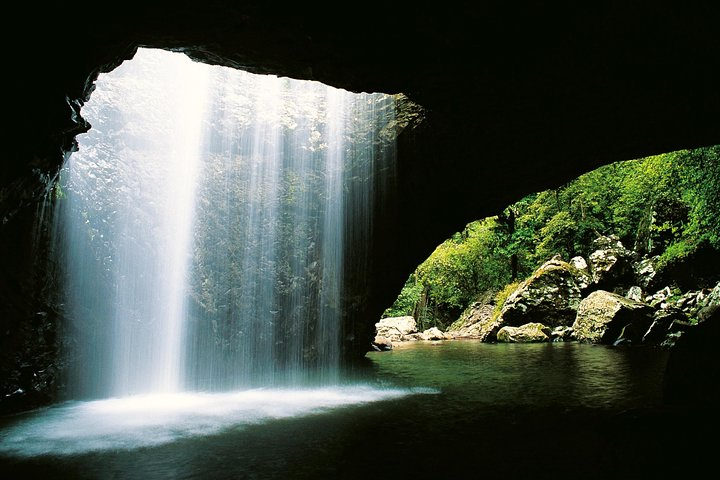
[446,302,496,339]
[496,323,551,343]
[498,256,588,329]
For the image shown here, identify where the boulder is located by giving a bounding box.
[498,256,587,328]
[671,288,708,316]
[550,326,574,342]
[660,319,694,349]
[375,316,417,342]
[569,255,589,272]
[572,290,654,344]
[697,282,720,322]
[626,286,643,302]
[569,256,592,289]
[497,323,551,343]
[420,327,450,341]
[404,333,424,341]
[446,302,496,339]
[587,235,636,290]
[642,307,688,345]
[658,282,719,322]
[370,336,393,351]
[646,286,673,308]
[633,256,658,288]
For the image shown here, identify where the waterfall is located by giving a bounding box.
[55,48,396,399]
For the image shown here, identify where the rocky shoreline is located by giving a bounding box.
[373,235,719,350]
[372,234,720,407]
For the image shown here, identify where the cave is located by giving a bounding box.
[1,2,720,474]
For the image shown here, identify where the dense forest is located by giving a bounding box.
[384,145,720,331]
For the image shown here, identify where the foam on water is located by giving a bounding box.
[0,386,437,457]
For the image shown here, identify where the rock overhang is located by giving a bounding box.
[4,1,720,365]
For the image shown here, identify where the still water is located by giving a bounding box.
[0,341,709,479]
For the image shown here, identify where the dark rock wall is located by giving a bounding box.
[3,2,720,405]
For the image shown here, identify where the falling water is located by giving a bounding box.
[54,48,397,399]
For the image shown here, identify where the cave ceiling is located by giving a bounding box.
[3,1,720,327]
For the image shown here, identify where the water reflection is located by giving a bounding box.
[1,341,687,480]
[366,341,668,410]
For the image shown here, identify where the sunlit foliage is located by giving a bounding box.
[384,145,720,327]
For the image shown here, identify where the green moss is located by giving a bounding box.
[492,281,521,320]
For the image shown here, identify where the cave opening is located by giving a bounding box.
[1,4,719,474]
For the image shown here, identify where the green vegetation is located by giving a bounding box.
[383,145,720,328]
[491,281,521,321]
